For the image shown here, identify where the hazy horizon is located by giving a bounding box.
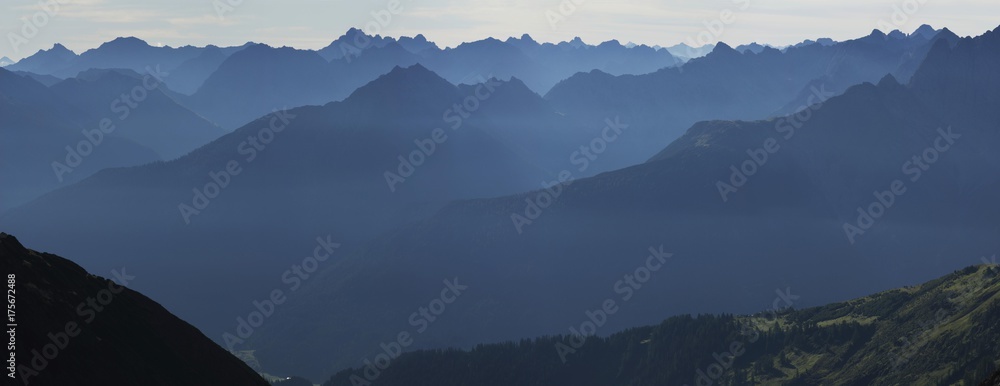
[2,0,998,60]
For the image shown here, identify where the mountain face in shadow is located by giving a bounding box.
[0,64,600,358]
[50,68,225,159]
[241,27,1000,379]
[0,68,159,213]
[542,26,960,172]
[0,233,269,386]
[322,265,1000,386]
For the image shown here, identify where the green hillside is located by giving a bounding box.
[325,265,1000,386]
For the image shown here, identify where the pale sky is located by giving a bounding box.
[2,0,998,60]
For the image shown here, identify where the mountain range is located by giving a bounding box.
[0,62,609,352]
[238,26,1000,379]
[0,67,159,212]
[0,65,224,212]
[1,23,997,384]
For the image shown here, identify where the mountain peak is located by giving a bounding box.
[877,73,901,88]
[598,39,622,47]
[49,43,74,53]
[344,27,365,36]
[345,63,455,106]
[101,36,151,49]
[569,37,586,48]
[913,24,937,39]
[709,42,738,56]
[389,63,432,75]
[937,27,959,40]
[518,34,537,44]
[0,233,26,252]
[869,29,887,39]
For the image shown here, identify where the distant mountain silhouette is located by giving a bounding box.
[5,25,999,382]
[913,24,939,40]
[735,42,772,53]
[11,70,61,86]
[316,28,395,61]
[50,68,225,159]
[787,37,837,49]
[6,43,77,74]
[0,56,13,66]
[397,34,438,54]
[7,38,251,95]
[325,30,680,93]
[544,26,958,172]
[0,233,269,386]
[186,44,339,128]
[187,40,426,129]
[10,31,681,131]
[166,45,237,94]
[496,35,679,90]
[0,67,159,212]
[243,27,1000,379]
[663,42,715,61]
[0,64,595,355]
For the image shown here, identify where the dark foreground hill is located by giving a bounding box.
[0,233,268,386]
[324,265,1000,386]
[983,369,1000,386]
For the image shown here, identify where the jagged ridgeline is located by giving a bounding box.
[325,265,1000,386]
